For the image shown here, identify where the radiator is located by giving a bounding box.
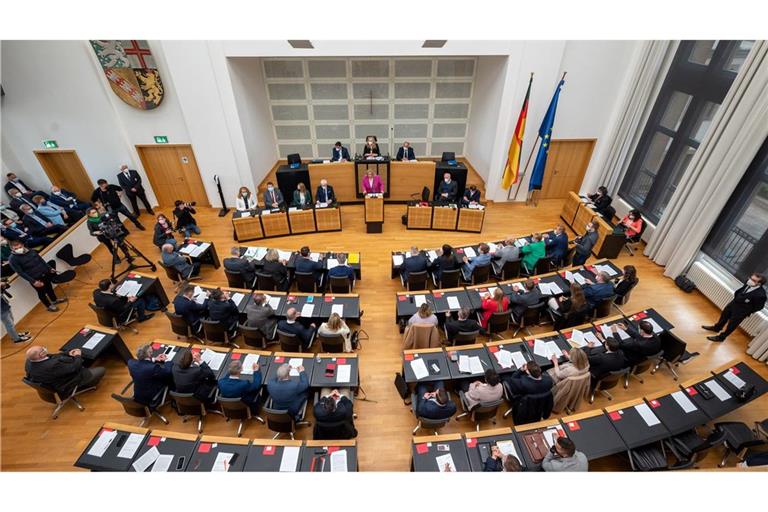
[688,260,768,336]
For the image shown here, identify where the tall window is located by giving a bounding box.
[619,40,754,223]
[702,137,768,281]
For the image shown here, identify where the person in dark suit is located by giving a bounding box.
[544,224,569,267]
[395,141,415,161]
[615,321,661,366]
[461,185,481,207]
[207,288,240,338]
[267,362,309,420]
[224,246,257,287]
[572,222,598,265]
[8,188,39,216]
[295,246,324,288]
[401,246,428,281]
[328,253,355,285]
[18,205,66,236]
[5,173,38,199]
[128,344,173,406]
[49,186,90,212]
[218,360,262,414]
[508,279,544,319]
[245,293,277,339]
[161,243,199,279]
[582,271,615,309]
[262,248,290,291]
[172,349,217,405]
[2,217,50,247]
[415,381,457,420]
[585,336,627,383]
[291,182,312,208]
[8,240,64,311]
[93,279,153,323]
[431,244,461,283]
[277,307,316,349]
[91,179,145,230]
[331,141,350,162]
[25,345,106,397]
[435,172,458,204]
[315,179,336,205]
[117,164,154,217]
[484,446,522,472]
[502,361,553,397]
[262,182,285,210]
[314,389,357,439]
[587,186,612,217]
[704,273,767,342]
[173,285,208,334]
[445,307,487,342]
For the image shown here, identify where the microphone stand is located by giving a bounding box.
[214,175,230,217]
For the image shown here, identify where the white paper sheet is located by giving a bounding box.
[600,325,613,339]
[615,327,630,340]
[212,452,234,472]
[410,357,429,380]
[514,238,528,248]
[496,440,518,460]
[596,264,618,277]
[201,350,225,371]
[547,282,563,295]
[87,429,117,458]
[230,292,244,306]
[279,446,300,472]
[538,282,552,295]
[436,453,456,472]
[331,304,344,317]
[392,254,404,266]
[301,303,315,317]
[82,332,106,350]
[193,286,207,304]
[564,270,575,283]
[543,428,560,449]
[288,358,303,377]
[487,242,499,254]
[260,209,270,216]
[584,331,601,345]
[671,391,698,413]
[722,370,746,389]
[336,364,351,383]
[469,356,484,374]
[240,211,251,217]
[116,280,141,297]
[116,432,144,459]
[545,341,563,359]
[277,250,292,262]
[427,250,438,261]
[646,318,664,333]
[705,380,731,402]
[495,350,513,369]
[463,247,477,259]
[151,454,174,472]
[533,339,548,358]
[255,248,268,260]
[634,403,661,427]
[414,295,427,307]
[327,258,339,270]
[179,245,195,255]
[132,446,160,472]
[511,351,527,369]
[310,252,321,262]
[570,329,586,347]
[267,296,281,310]
[573,273,587,285]
[243,247,258,259]
[458,355,470,373]
[446,296,461,310]
[330,449,348,472]
[241,354,260,374]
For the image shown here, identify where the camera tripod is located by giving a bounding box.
[108,236,156,283]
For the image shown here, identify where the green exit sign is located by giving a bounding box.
[154,135,169,144]
[43,140,58,149]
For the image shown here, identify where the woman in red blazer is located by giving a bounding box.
[362,170,383,194]
[480,287,510,328]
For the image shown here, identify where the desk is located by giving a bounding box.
[514,418,566,471]
[593,314,632,339]
[560,323,602,350]
[411,433,470,472]
[276,164,309,203]
[260,210,291,238]
[390,161,435,201]
[285,293,325,322]
[434,162,468,202]
[354,158,390,198]
[395,292,435,323]
[178,283,252,315]
[266,352,316,384]
[680,375,738,420]
[593,214,626,258]
[445,343,493,380]
[186,435,250,472]
[430,287,472,315]
[244,439,303,471]
[179,239,220,269]
[241,246,361,281]
[533,272,570,297]
[403,347,449,384]
[309,162,357,202]
[406,205,432,229]
[364,195,383,233]
[324,251,362,280]
[231,210,264,242]
[485,339,531,375]
[580,260,624,281]
[431,205,458,230]
[287,207,316,234]
[314,206,342,231]
[115,271,170,308]
[712,360,768,400]
[643,388,710,436]
[604,398,671,449]
[310,353,359,389]
[524,331,571,370]
[560,410,627,461]
[59,325,131,364]
[230,348,272,383]
[466,283,513,309]
[560,191,582,226]
[300,440,358,472]
[464,428,527,471]
[190,344,230,380]
[625,308,674,333]
[457,206,485,232]
[130,429,198,472]
[150,339,190,364]
[319,294,361,322]
[573,203,596,233]
[75,423,149,471]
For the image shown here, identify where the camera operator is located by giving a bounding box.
[86,208,134,265]
[172,200,200,239]
[8,240,67,312]
[2,280,31,343]
[152,213,177,249]
[90,179,145,231]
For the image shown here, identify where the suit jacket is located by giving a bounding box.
[396,146,415,161]
[2,224,32,243]
[224,257,257,286]
[245,303,277,337]
[267,372,309,418]
[49,189,86,210]
[208,299,240,330]
[445,318,486,341]
[619,326,661,366]
[402,253,428,279]
[162,251,194,278]
[504,369,553,397]
[277,320,315,348]
[128,358,172,405]
[117,169,144,194]
[262,189,285,209]
[432,254,460,280]
[262,260,289,289]
[583,281,615,308]
[585,346,627,381]
[329,264,355,281]
[291,189,312,207]
[295,256,324,281]
[436,180,458,202]
[314,396,357,439]
[545,232,569,265]
[728,284,767,317]
[172,362,216,403]
[363,143,381,156]
[575,231,598,257]
[22,211,54,235]
[331,146,350,161]
[218,372,262,402]
[362,174,383,194]
[93,290,132,320]
[416,394,457,420]
[590,194,613,217]
[10,195,38,214]
[26,354,89,397]
[315,185,336,204]
[461,188,481,206]
[173,295,208,328]
[5,178,34,197]
[508,289,543,318]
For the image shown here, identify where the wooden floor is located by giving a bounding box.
[2,199,766,471]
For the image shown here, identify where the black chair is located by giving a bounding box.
[329,275,352,294]
[312,391,357,440]
[665,428,725,470]
[168,390,220,433]
[469,264,491,285]
[713,421,768,467]
[486,311,511,339]
[218,396,265,437]
[624,218,648,256]
[494,260,521,281]
[56,243,92,266]
[410,392,452,434]
[294,271,317,293]
[511,303,545,337]
[202,319,237,347]
[224,269,246,289]
[165,311,196,340]
[457,393,503,431]
[256,272,277,291]
[263,397,310,439]
[404,270,429,291]
[625,351,664,388]
[277,329,315,352]
[238,323,278,349]
[651,331,688,381]
[318,332,345,352]
[589,368,630,403]
[89,303,138,334]
[502,385,553,424]
[534,256,553,275]
[450,330,480,347]
[592,297,615,320]
[436,268,462,288]
[613,279,639,315]
[22,377,95,419]
[111,381,169,427]
[561,247,577,269]
[158,261,186,292]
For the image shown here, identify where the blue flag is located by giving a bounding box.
[529,78,565,191]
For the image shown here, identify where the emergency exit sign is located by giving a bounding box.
[42,140,58,149]
[154,135,169,144]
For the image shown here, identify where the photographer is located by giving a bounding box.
[152,213,177,249]
[90,179,145,231]
[8,240,67,312]
[2,280,32,343]
[86,208,133,265]
[172,200,200,238]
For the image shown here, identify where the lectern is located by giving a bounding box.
[364,194,384,233]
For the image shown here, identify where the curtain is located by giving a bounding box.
[645,41,768,279]
[580,41,677,195]
[747,328,768,362]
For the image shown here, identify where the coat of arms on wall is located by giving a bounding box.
[90,40,165,110]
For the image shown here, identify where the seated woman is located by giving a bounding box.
[520,232,546,274]
[318,312,353,352]
[262,248,290,291]
[480,287,509,329]
[291,182,312,208]
[620,209,644,239]
[547,346,589,384]
[431,244,460,283]
[548,282,590,329]
[361,169,383,195]
[408,303,438,327]
[153,213,177,248]
[614,265,639,301]
[363,135,380,158]
[235,186,257,211]
[587,186,613,217]
[548,347,591,413]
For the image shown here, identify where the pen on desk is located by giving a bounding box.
[480,359,488,367]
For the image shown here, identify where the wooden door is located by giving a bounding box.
[538,139,596,199]
[33,150,94,201]
[135,144,209,207]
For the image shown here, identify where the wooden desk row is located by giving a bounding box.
[560,191,626,259]
[232,206,342,242]
[410,359,768,471]
[75,422,358,472]
[407,204,485,232]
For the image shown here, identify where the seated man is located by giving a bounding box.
[615,320,661,366]
[445,307,487,342]
[32,195,77,225]
[295,246,324,288]
[218,360,262,414]
[49,186,90,212]
[173,285,208,334]
[491,237,520,275]
[328,253,355,285]
[8,187,40,213]
[93,279,154,323]
[402,246,428,281]
[262,182,285,210]
[207,288,240,338]
[25,345,106,397]
[520,233,546,274]
[266,362,309,420]
[277,307,316,349]
[314,389,357,439]
[161,243,200,279]
[245,293,278,339]
[585,336,627,384]
[583,271,615,309]
[19,204,67,236]
[542,437,588,472]
[544,224,569,267]
[331,141,350,162]
[5,173,40,199]
[127,344,173,406]
[2,217,50,247]
[461,184,481,207]
[502,361,553,397]
[415,381,457,420]
[461,243,492,282]
[223,246,257,287]
[572,222,598,266]
[395,141,415,161]
[435,172,458,204]
[315,179,336,206]
[172,349,217,404]
[484,447,523,472]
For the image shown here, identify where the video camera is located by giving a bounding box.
[98,213,129,240]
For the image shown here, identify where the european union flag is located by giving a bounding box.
[529,78,565,191]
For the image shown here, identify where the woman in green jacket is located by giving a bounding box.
[521,233,546,274]
[292,182,312,208]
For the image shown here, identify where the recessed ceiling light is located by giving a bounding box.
[422,40,447,48]
[288,40,314,49]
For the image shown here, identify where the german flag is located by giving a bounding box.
[502,74,533,189]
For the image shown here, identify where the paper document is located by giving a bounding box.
[635,403,661,427]
[193,286,207,304]
[496,440,518,460]
[487,286,499,296]
[596,264,618,276]
[646,318,664,333]
[414,295,427,307]
[331,304,344,317]
[116,433,144,459]
[722,369,746,389]
[469,356,484,374]
[573,273,587,285]
[392,254,404,266]
[179,245,195,255]
[279,446,300,472]
[116,280,141,297]
[87,429,117,458]
[301,304,315,318]
[458,355,470,373]
[132,446,160,472]
[255,248,268,260]
[336,364,351,383]
[615,327,630,340]
[511,351,527,369]
[240,211,251,217]
[277,250,292,262]
[196,242,211,255]
[545,341,563,359]
[243,247,258,259]
[570,329,586,347]
[463,247,477,259]
[267,296,281,310]
[564,270,575,283]
[436,454,456,472]
[446,296,461,310]
[82,332,107,350]
[487,242,498,254]
[533,339,548,358]
[494,349,513,369]
[539,282,553,295]
[310,252,321,262]
[547,282,563,295]
[327,258,339,270]
[330,449,348,472]
[543,428,560,449]
[230,293,244,306]
[241,354,260,374]
[288,358,303,377]
[212,452,234,472]
[427,250,438,261]
[514,238,528,248]
[201,350,225,371]
[151,454,174,472]
[288,207,298,212]
[705,380,731,402]
[600,325,613,339]
[584,331,601,345]
[410,358,429,380]
[671,391,698,413]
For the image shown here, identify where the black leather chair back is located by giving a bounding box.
[439,269,461,288]
[329,276,352,294]
[111,393,151,419]
[219,397,250,421]
[453,330,480,346]
[294,272,316,293]
[202,319,228,344]
[277,329,303,353]
[22,377,59,405]
[318,333,345,352]
[169,391,205,417]
[165,311,191,337]
[263,406,295,435]
[256,272,277,291]
[407,271,429,291]
[500,260,521,280]
[89,303,118,329]
[239,324,269,349]
[594,297,615,319]
[510,389,553,425]
[224,269,246,289]
[488,311,511,336]
[472,264,491,284]
[56,243,91,266]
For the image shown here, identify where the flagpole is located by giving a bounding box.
[509,136,540,201]
[505,72,535,201]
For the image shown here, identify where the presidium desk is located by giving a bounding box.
[232,206,342,242]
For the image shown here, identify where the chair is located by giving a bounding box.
[494,260,521,281]
[511,303,545,337]
[238,323,278,349]
[456,392,503,431]
[312,391,358,439]
[111,382,169,427]
[55,243,92,267]
[534,256,552,276]
[405,270,429,291]
[450,330,480,347]
[256,272,277,291]
[202,319,237,347]
[560,247,577,269]
[650,331,688,381]
[22,377,95,419]
[469,264,491,285]
[592,297,615,320]
[165,311,196,340]
[624,218,648,256]
[89,303,138,334]
[625,351,664,388]
[168,390,219,433]
[712,421,768,467]
[436,268,462,289]
[318,332,345,352]
[263,397,310,439]
[665,427,724,470]
[277,329,313,353]
[486,311,512,339]
[411,392,452,434]
[218,396,265,437]
[224,269,246,289]
[158,261,186,292]
[294,271,317,293]
[589,368,630,403]
[502,385,553,424]
[329,275,352,294]
[613,279,639,315]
